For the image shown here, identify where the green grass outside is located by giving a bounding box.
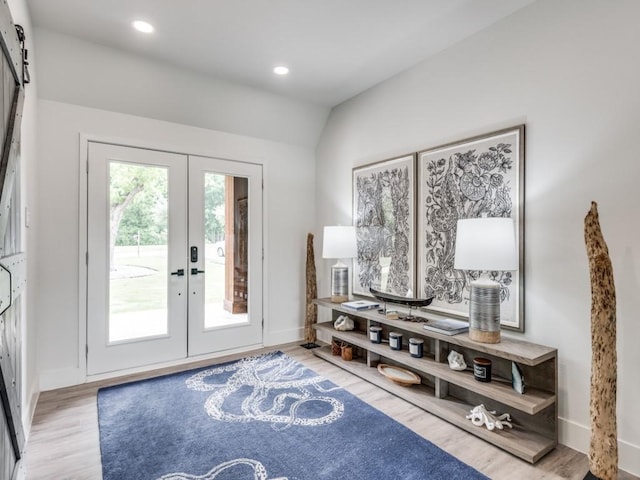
[110,245,225,314]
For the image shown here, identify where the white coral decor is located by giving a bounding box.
[466,404,513,431]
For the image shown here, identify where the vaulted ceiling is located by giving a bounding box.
[26,0,536,107]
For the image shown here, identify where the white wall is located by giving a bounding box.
[32,24,325,388]
[36,99,316,387]
[316,0,640,474]
[34,28,329,149]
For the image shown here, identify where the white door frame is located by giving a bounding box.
[78,135,267,382]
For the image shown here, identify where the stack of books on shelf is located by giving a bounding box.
[341,300,380,311]
[422,316,469,336]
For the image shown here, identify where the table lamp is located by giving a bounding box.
[454,217,517,343]
[322,226,357,303]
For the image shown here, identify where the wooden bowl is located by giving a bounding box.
[377,364,421,386]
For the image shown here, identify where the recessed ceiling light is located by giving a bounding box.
[133,20,154,34]
[273,66,289,76]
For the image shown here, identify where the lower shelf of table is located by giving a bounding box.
[313,345,555,464]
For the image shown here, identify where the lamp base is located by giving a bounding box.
[469,327,500,344]
[330,263,349,304]
[330,294,348,303]
[469,278,502,344]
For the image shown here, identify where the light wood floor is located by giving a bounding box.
[24,343,638,480]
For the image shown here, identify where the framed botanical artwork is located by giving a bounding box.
[417,125,525,331]
[352,154,416,297]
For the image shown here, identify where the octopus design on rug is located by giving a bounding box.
[157,458,289,480]
[186,353,344,429]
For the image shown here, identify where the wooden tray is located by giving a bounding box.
[377,364,421,386]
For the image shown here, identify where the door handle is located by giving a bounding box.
[191,268,205,275]
[171,269,185,276]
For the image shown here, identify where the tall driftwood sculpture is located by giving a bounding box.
[584,202,617,480]
[302,232,318,348]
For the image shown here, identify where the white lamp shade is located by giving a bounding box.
[454,217,517,271]
[322,226,357,259]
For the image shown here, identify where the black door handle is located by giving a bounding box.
[171,269,185,276]
[191,268,205,275]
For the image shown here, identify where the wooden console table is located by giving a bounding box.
[313,298,557,463]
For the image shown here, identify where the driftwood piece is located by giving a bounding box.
[304,233,318,344]
[584,201,617,480]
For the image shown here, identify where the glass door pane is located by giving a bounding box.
[203,173,248,329]
[108,161,169,342]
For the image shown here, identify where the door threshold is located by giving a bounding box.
[85,343,264,384]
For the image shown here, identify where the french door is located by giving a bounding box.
[86,143,262,375]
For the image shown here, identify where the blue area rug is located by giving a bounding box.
[98,351,488,480]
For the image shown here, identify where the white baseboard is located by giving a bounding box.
[559,417,640,476]
[38,333,303,391]
[85,344,265,383]
[39,367,83,391]
[619,439,640,477]
[21,382,40,439]
[559,416,589,454]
